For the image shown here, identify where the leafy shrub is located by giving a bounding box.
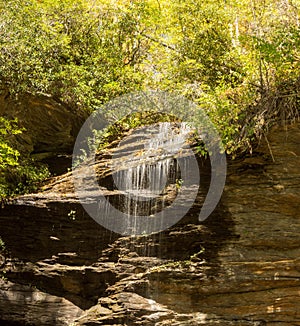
[0,160,50,198]
[0,117,22,169]
[0,117,50,198]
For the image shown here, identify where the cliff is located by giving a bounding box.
[1,120,300,325]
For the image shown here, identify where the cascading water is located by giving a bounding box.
[97,122,194,234]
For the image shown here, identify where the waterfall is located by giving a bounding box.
[97,121,196,235]
[113,122,192,195]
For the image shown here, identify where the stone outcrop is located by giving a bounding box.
[1,122,300,325]
[0,89,87,173]
[0,280,82,325]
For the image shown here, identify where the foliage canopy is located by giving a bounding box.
[1,0,300,195]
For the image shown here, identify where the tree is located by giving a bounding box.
[144,0,300,155]
[0,0,156,111]
[1,0,300,161]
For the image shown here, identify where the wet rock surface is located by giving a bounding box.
[1,122,300,325]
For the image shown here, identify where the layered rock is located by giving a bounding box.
[0,280,82,325]
[0,89,87,173]
[1,122,300,325]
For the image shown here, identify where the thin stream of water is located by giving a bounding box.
[99,122,193,234]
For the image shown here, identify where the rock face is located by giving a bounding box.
[0,280,83,325]
[0,89,87,173]
[1,122,300,325]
